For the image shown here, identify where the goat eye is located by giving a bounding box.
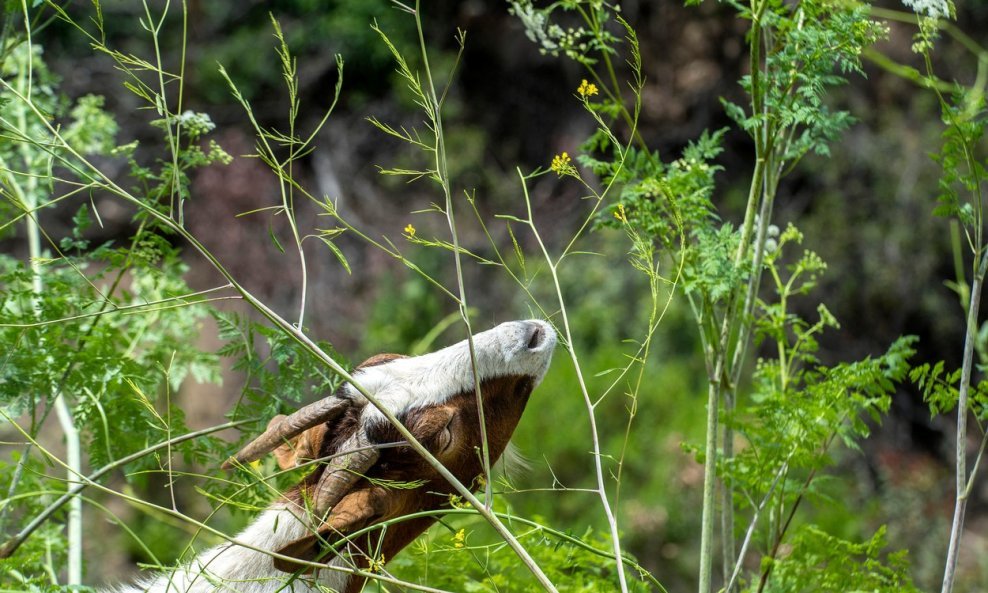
[435,417,454,452]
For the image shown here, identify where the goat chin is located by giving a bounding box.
[109,503,349,593]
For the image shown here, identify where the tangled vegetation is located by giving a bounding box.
[1,0,987,591]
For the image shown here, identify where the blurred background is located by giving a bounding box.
[4,0,988,590]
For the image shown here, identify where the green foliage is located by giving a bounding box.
[718,229,918,591]
[726,0,886,162]
[1,0,980,590]
[0,453,68,589]
[0,30,227,584]
[596,130,726,252]
[930,86,987,233]
[911,355,988,421]
[910,361,962,415]
[389,514,654,593]
[508,0,919,590]
[130,108,232,223]
[0,43,220,466]
[215,310,347,427]
[0,44,115,228]
[755,525,919,593]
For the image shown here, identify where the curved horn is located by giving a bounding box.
[222,396,352,469]
[311,430,379,518]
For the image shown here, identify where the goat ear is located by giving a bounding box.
[356,353,407,369]
[273,488,384,573]
[405,405,455,442]
[269,415,328,470]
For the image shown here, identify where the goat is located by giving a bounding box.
[114,319,556,593]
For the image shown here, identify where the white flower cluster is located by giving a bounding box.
[901,0,951,19]
[150,110,216,140]
[508,0,600,61]
[177,110,216,137]
[509,1,558,52]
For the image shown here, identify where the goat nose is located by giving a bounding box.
[523,320,554,351]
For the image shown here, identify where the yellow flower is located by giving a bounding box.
[404,223,416,237]
[577,79,599,98]
[452,528,466,549]
[368,554,386,572]
[614,203,627,223]
[550,152,572,176]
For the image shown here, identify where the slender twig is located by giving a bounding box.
[9,16,83,579]
[0,285,236,327]
[725,460,789,593]
[616,229,687,504]
[519,169,628,593]
[410,4,494,510]
[940,253,988,593]
[0,419,252,558]
[722,156,779,591]
[965,429,988,495]
[755,464,818,593]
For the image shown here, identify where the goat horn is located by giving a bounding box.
[311,430,379,518]
[222,397,352,469]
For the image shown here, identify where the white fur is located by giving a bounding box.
[496,441,531,479]
[111,503,351,593]
[108,320,556,593]
[351,320,556,423]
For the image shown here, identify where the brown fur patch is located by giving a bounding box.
[272,417,329,471]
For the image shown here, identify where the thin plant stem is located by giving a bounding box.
[519,167,629,593]
[50,398,80,584]
[139,0,182,225]
[725,459,790,593]
[722,159,778,591]
[698,349,724,593]
[616,230,687,505]
[699,0,773,587]
[698,156,766,593]
[0,419,252,558]
[756,465,819,593]
[0,285,235,328]
[11,17,82,579]
[940,252,988,593]
[410,3,494,509]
